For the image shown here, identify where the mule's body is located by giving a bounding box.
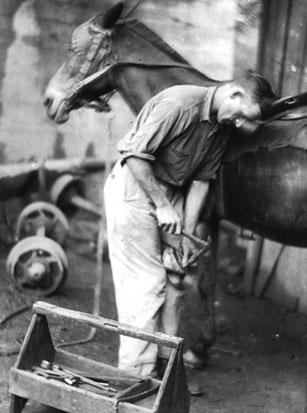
[44,6,307,248]
[222,122,307,246]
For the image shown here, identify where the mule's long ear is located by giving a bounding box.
[91,2,124,30]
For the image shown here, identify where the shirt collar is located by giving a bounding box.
[200,86,218,123]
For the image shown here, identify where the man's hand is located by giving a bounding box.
[156,204,182,234]
[126,158,182,233]
[181,236,201,268]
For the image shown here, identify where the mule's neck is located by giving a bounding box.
[116,64,219,114]
[114,20,219,113]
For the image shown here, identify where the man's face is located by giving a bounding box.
[217,91,261,128]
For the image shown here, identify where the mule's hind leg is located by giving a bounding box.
[200,216,219,344]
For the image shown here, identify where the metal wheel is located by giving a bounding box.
[50,174,85,215]
[7,236,68,296]
[16,201,69,245]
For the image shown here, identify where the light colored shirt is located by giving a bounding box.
[118,84,230,187]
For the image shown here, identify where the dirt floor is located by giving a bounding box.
[0,213,307,413]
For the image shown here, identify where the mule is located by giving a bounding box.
[44,2,307,344]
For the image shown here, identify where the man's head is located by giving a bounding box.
[213,70,277,128]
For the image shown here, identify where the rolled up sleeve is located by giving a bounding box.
[117,99,181,164]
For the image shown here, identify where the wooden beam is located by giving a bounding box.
[282,0,307,95]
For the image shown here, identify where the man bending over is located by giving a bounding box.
[104,70,276,377]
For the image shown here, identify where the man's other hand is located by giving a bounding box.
[156,204,182,234]
[181,236,201,268]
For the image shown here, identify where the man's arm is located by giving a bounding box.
[182,180,209,267]
[125,157,182,234]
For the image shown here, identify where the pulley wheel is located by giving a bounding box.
[16,201,69,245]
[7,236,68,296]
[50,174,85,215]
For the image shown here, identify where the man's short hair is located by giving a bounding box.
[234,69,277,118]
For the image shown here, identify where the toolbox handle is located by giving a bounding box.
[33,301,183,348]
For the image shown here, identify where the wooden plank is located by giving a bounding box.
[10,394,27,413]
[298,30,307,91]
[257,0,272,72]
[122,393,157,412]
[259,0,291,94]
[10,369,152,413]
[153,349,177,413]
[33,301,182,349]
[14,314,54,371]
[168,352,189,413]
[153,348,189,413]
[281,0,307,95]
[10,369,116,413]
[118,402,152,413]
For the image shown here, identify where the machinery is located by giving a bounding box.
[7,202,69,296]
[2,157,106,296]
[50,174,102,218]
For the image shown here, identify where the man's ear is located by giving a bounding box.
[230,86,245,99]
[237,119,261,135]
[231,91,243,100]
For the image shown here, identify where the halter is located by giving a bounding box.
[62,25,117,111]
[62,19,214,112]
[73,31,111,83]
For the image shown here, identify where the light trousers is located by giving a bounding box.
[104,161,184,376]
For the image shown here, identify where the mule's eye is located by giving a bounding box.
[68,44,80,55]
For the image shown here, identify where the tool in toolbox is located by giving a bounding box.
[31,360,160,403]
[33,361,117,392]
[9,301,190,413]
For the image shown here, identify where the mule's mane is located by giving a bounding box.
[119,19,193,66]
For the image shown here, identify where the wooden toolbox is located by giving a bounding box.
[9,301,189,413]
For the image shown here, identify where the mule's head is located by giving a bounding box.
[44,2,124,123]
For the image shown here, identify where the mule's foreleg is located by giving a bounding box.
[183,216,221,367]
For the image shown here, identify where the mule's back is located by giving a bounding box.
[219,110,307,247]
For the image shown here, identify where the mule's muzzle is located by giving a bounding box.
[44,98,71,124]
[44,81,112,124]
[44,82,74,123]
